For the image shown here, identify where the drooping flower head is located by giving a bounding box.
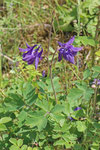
[58,36,83,64]
[19,43,43,69]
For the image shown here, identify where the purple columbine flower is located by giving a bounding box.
[19,43,43,69]
[92,79,100,86]
[58,36,83,64]
[69,107,82,121]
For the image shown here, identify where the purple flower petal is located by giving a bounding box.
[19,48,29,52]
[74,107,82,111]
[35,57,39,69]
[98,81,100,85]
[67,55,74,64]
[93,79,100,85]
[71,45,83,52]
[58,41,64,47]
[23,55,34,62]
[65,36,75,46]
[68,107,82,121]
[34,45,41,52]
[68,116,74,121]
[63,52,74,64]
[26,43,31,48]
[58,36,82,64]
[22,49,34,58]
[27,58,35,65]
[19,44,37,52]
[58,41,62,46]
[38,48,43,58]
[19,43,43,69]
[42,70,45,77]
[58,52,63,61]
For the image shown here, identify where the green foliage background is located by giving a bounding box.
[0,0,100,150]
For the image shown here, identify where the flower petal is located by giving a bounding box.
[71,51,77,56]
[93,79,100,85]
[42,70,45,77]
[23,49,34,58]
[27,58,35,65]
[74,107,82,111]
[65,54,74,64]
[71,45,83,52]
[38,48,43,58]
[58,41,63,47]
[58,52,63,61]
[32,44,38,49]
[35,57,39,69]
[23,55,33,61]
[66,36,75,46]
[19,48,29,52]
[26,43,31,48]
[58,42,67,47]
[34,45,41,52]
[59,48,64,53]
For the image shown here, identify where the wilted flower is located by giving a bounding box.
[58,36,82,64]
[19,43,43,69]
[68,107,82,121]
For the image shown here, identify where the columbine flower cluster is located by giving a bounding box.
[58,36,82,64]
[19,43,43,69]
[19,36,82,69]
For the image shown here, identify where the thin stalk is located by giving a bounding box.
[0,43,2,87]
[0,52,15,63]
[50,48,58,104]
[47,11,57,103]
[0,89,6,98]
[77,0,81,77]
[47,14,53,76]
[77,0,81,37]
[94,87,97,113]
[93,82,98,113]
[92,6,100,66]
[69,64,81,80]
[49,64,57,104]
[63,60,67,95]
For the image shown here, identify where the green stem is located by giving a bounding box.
[69,64,81,80]
[47,10,57,103]
[92,6,100,66]
[77,0,81,76]
[47,11,53,77]
[93,84,97,113]
[50,64,57,104]
[77,0,81,37]
[0,89,6,97]
[50,48,58,104]
[63,60,67,95]
[0,43,2,87]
